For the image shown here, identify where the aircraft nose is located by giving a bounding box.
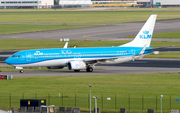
[5,58,13,65]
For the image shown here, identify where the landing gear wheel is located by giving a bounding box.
[74,70,80,72]
[86,67,93,72]
[20,69,24,73]
[89,67,93,72]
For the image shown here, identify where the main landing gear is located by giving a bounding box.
[20,69,24,73]
[73,67,93,72]
[86,66,93,72]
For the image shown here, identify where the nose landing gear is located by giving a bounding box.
[20,69,24,73]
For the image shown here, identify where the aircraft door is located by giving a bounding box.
[131,49,136,59]
[26,52,31,61]
[131,49,135,55]
[77,53,81,58]
[73,53,81,59]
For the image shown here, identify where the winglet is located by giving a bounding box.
[63,42,68,48]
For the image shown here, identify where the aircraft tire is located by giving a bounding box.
[20,69,24,73]
[74,70,80,72]
[86,67,93,72]
[89,67,93,72]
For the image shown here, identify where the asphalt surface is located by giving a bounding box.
[0,19,180,41]
[0,57,7,61]
[0,51,18,55]
[0,66,180,77]
[104,58,180,68]
[1,58,180,77]
[153,47,180,52]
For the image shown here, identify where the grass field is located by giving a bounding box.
[1,11,180,23]
[0,39,178,51]
[0,73,180,112]
[153,31,180,39]
[145,52,180,59]
[1,8,180,12]
[124,31,180,39]
[0,24,102,35]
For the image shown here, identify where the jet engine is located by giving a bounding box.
[47,66,64,69]
[67,61,86,70]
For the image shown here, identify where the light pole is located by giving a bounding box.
[93,96,99,113]
[89,84,91,113]
[160,95,163,113]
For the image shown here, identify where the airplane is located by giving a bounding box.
[5,14,157,73]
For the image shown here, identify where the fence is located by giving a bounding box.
[1,93,180,111]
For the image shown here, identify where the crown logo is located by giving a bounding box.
[75,64,79,66]
[143,30,149,34]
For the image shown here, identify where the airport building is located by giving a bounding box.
[91,0,135,4]
[137,0,180,7]
[0,0,54,9]
[59,0,92,7]
[137,0,152,7]
[153,0,180,7]
[59,0,136,7]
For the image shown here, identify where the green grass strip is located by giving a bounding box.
[145,52,180,59]
[153,31,180,39]
[0,24,102,35]
[1,7,180,12]
[1,12,180,23]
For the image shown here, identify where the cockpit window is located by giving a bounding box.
[12,55,20,57]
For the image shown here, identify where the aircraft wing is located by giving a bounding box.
[84,57,118,64]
